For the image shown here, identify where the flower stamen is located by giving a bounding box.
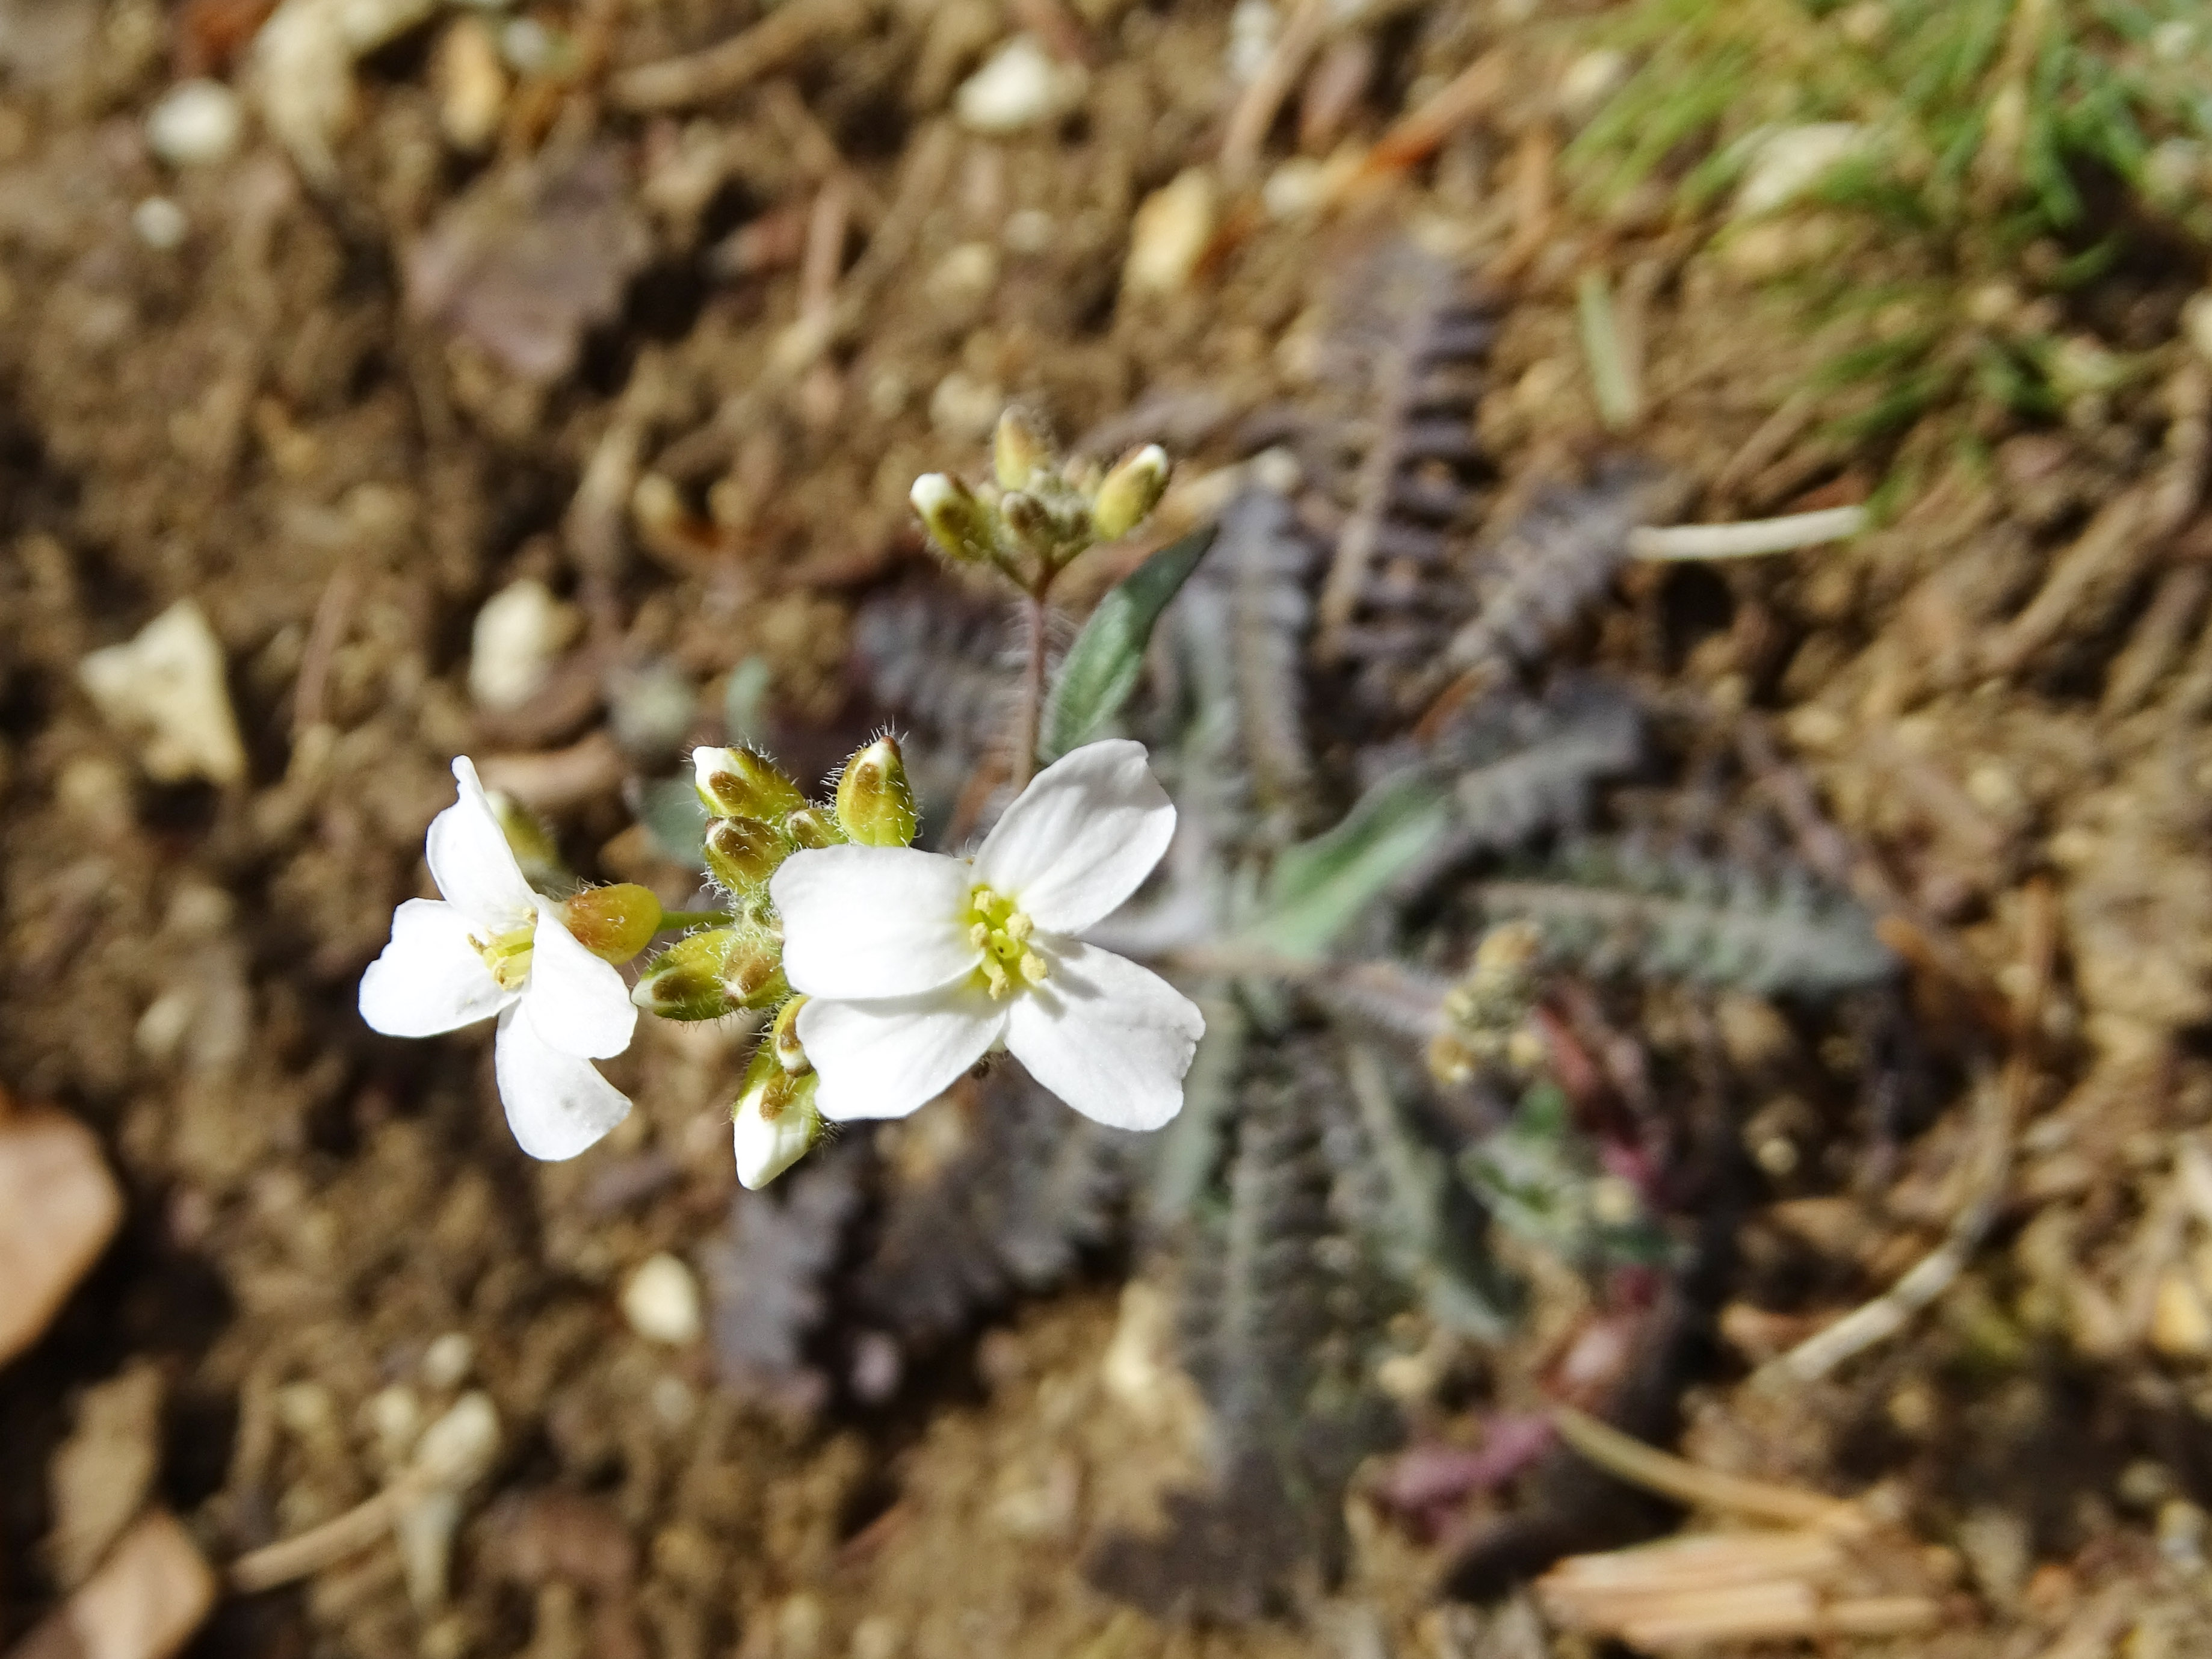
[472,922,537,992]
[966,885,1046,999]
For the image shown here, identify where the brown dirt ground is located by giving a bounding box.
[7,0,2212,1655]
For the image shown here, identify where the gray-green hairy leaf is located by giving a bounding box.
[1039,523,1218,764]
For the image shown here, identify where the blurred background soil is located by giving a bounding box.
[6,0,2212,1654]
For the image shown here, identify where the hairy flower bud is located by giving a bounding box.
[704,815,792,893]
[833,736,918,847]
[732,1043,820,1190]
[693,746,805,823]
[910,473,994,564]
[992,408,1052,491]
[785,807,847,849]
[997,488,1051,551]
[560,883,663,963]
[1090,443,1170,540]
[631,922,786,1020]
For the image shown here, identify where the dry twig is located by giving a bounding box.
[1220,0,1330,187]
[1755,876,2057,1388]
[610,0,876,112]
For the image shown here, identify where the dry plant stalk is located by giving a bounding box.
[610,0,876,111]
[1756,876,2057,1388]
[1540,1409,1940,1652]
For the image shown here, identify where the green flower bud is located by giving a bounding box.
[1090,443,1170,540]
[732,1043,820,1190]
[910,473,994,564]
[487,790,566,888]
[997,489,1052,551]
[633,928,743,1020]
[785,807,847,849]
[833,736,918,847]
[704,815,793,894]
[559,883,663,963]
[770,995,810,1073]
[693,746,806,823]
[631,922,787,1020]
[993,408,1052,491]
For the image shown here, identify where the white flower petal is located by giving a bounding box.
[359,898,514,1036]
[772,845,981,999]
[519,898,637,1060]
[493,1006,631,1160]
[734,1093,815,1190]
[795,987,1006,1121]
[972,739,1176,934]
[427,756,538,930]
[1003,939,1203,1131]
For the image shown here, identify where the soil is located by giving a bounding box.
[5,0,2212,1655]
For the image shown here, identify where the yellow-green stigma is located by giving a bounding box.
[965,885,1047,999]
[473,921,536,991]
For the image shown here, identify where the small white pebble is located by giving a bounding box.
[955,35,1087,135]
[468,577,575,711]
[1123,168,1217,298]
[621,1252,702,1346]
[2185,292,2212,366]
[1225,0,1276,84]
[1001,208,1054,255]
[146,79,244,167]
[420,1331,474,1391]
[924,241,1001,312]
[1734,122,1867,218]
[131,197,189,250]
[928,369,1004,442]
[1556,48,1627,123]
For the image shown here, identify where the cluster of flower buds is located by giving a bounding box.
[1428,920,1550,1087]
[627,735,922,1187]
[632,737,920,1027]
[909,409,1171,587]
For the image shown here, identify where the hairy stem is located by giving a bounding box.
[1012,585,1049,790]
[658,908,734,930]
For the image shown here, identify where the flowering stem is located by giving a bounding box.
[658,908,732,930]
[1011,584,1049,791]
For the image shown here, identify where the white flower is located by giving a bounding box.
[770,740,1205,1128]
[360,757,637,1160]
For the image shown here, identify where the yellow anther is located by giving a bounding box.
[969,921,990,947]
[472,923,537,991]
[1019,951,1048,986]
[1006,912,1033,942]
[982,957,1011,998]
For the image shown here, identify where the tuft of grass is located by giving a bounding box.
[1568,0,2211,443]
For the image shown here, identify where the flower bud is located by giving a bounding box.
[631,923,788,1020]
[1090,443,1170,540]
[560,883,663,963]
[785,807,848,849]
[770,995,810,1073]
[704,815,792,893]
[732,1043,820,1190]
[993,408,1052,490]
[693,746,806,823]
[997,489,1051,551]
[833,736,918,847]
[632,928,744,1020]
[911,473,994,564]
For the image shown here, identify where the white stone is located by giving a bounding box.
[467,577,575,711]
[1557,48,1627,123]
[1225,0,1276,85]
[78,600,247,785]
[421,1331,474,1390]
[146,79,244,166]
[2184,292,2212,365]
[1734,122,1867,218]
[131,197,188,250]
[1123,167,1216,298]
[928,370,1004,442]
[955,35,1087,135]
[620,1252,702,1345]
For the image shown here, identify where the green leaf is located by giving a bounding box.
[635,776,710,871]
[1238,770,1451,960]
[1038,523,1218,764]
